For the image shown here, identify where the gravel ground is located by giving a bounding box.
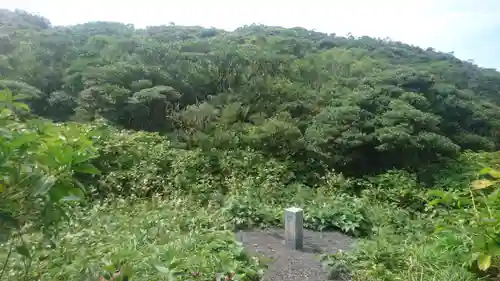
[236,228,355,281]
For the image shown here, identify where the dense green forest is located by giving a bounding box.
[2,8,500,281]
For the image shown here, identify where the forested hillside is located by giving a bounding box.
[2,8,500,281]
[3,9,500,177]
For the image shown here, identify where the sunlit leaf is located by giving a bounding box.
[477,254,492,271]
[479,167,500,179]
[35,175,57,195]
[479,167,492,175]
[471,179,494,190]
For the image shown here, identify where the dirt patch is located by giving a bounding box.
[236,228,355,281]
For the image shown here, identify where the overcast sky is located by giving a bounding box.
[2,0,500,69]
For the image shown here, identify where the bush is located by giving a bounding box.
[321,157,500,281]
[321,205,477,281]
[0,90,100,279]
[358,170,428,212]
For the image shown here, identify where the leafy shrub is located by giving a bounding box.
[430,151,500,191]
[302,193,370,236]
[87,125,170,198]
[0,90,99,278]
[429,166,500,277]
[322,158,500,281]
[222,194,282,230]
[359,170,428,212]
[88,125,296,201]
[321,205,477,281]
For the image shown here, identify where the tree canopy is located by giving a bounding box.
[2,8,500,178]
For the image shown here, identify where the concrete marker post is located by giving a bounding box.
[284,207,303,250]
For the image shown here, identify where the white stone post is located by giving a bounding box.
[284,207,303,250]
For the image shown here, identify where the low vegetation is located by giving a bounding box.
[322,152,500,281]
[1,8,500,281]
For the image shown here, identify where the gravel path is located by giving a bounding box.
[236,228,355,281]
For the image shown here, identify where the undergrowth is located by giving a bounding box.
[1,198,265,281]
[0,112,370,280]
[2,92,500,281]
[321,152,500,281]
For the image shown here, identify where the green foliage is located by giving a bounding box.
[320,154,500,281]
[3,9,500,176]
[0,90,99,278]
[430,151,500,191]
[5,8,500,281]
[320,204,478,281]
[88,126,170,198]
[428,166,500,276]
[87,125,372,236]
[303,194,369,236]
[1,198,266,281]
[360,170,428,211]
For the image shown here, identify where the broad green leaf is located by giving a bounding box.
[35,175,56,195]
[73,163,100,175]
[479,167,500,179]
[9,132,37,149]
[61,187,84,201]
[477,254,492,271]
[68,187,85,198]
[457,197,473,206]
[49,183,79,201]
[479,167,492,175]
[427,199,442,206]
[15,244,31,258]
[154,265,170,274]
[471,179,494,190]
